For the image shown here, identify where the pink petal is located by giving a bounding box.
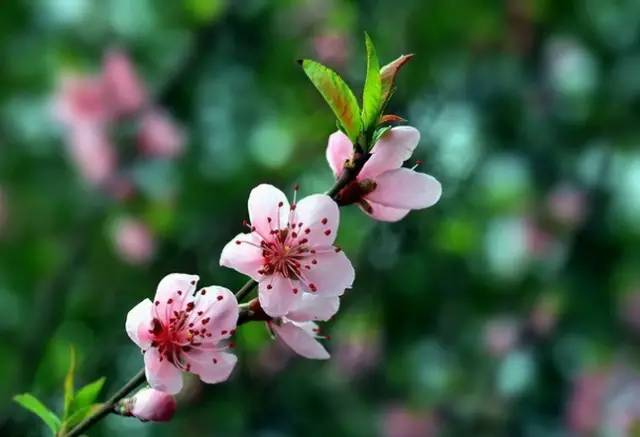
[125,298,153,349]
[144,348,183,394]
[365,168,442,210]
[219,232,264,281]
[358,126,420,180]
[292,194,340,245]
[359,201,410,222]
[153,273,199,321]
[258,275,302,317]
[248,184,290,239]
[68,126,117,185]
[287,294,340,322]
[196,286,239,341]
[183,350,237,384]
[326,130,353,177]
[273,321,330,360]
[301,250,354,297]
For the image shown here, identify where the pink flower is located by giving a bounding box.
[268,294,340,360]
[220,184,355,317]
[53,75,111,128]
[68,126,117,185]
[122,387,176,422]
[137,109,185,158]
[326,126,441,222]
[102,49,146,116]
[381,405,439,437]
[566,371,607,434]
[126,274,239,394]
[484,316,520,357]
[113,217,155,265]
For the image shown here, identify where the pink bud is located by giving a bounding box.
[127,388,176,422]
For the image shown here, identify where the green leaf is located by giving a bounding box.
[361,33,382,133]
[63,346,76,419]
[380,53,414,105]
[372,125,392,145]
[13,393,61,434]
[63,403,103,431]
[71,377,106,413]
[299,59,362,143]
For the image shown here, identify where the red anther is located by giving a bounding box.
[293,183,300,191]
[201,318,210,324]
[321,217,328,225]
[221,330,228,335]
[235,240,241,245]
[292,288,299,294]
[197,311,203,316]
[267,217,272,223]
[267,284,273,290]
[200,289,207,295]
[186,302,195,311]
[309,283,317,292]
[177,290,182,295]
[278,201,283,207]
[324,229,331,236]
[190,280,196,285]
[415,159,423,166]
[304,228,310,234]
[213,358,218,364]
[334,246,342,252]
[155,300,160,306]
[217,295,223,301]
[291,203,297,210]
[312,259,317,265]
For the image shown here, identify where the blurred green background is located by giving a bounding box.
[2,0,640,436]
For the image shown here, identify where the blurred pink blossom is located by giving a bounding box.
[524,217,556,257]
[566,371,607,434]
[124,387,176,422]
[547,184,587,227]
[484,317,520,357]
[113,217,155,265]
[333,331,381,378]
[528,296,559,337]
[381,405,438,437]
[137,109,185,158]
[102,49,147,116]
[126,274,239,394]
[54,75,111,128]
[313,32,349,67]
[68,126,117,185]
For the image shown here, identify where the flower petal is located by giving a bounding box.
[359,201,410,222]
[287,294,340,322]
[144,348,183,394]
[195,286,239,342]
[273,321,330,360]
[258,275,302,317]
[301,250,354,297]
[183,350,237,384]
[219,232,264,281]
[365,168,442,210]
[359,126,420,180]
[326,130,353,177]
[248,184,290,238]
[126,298,153,349]
[292,194,339,245]
[153,273,199,320]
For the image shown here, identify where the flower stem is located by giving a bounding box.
[64,369,146,437]
[234,279,257,302]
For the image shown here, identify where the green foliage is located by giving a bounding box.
[70,377,106,413]
[299,59,362,144]
[361,33,383,135]
[63,346,75,419]
[13,394,61,434]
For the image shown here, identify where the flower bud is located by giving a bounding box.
[121,388,176,422]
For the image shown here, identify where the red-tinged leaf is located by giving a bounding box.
[299,59,362,143]
[379,114,407,124]
[380,54,414,103]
